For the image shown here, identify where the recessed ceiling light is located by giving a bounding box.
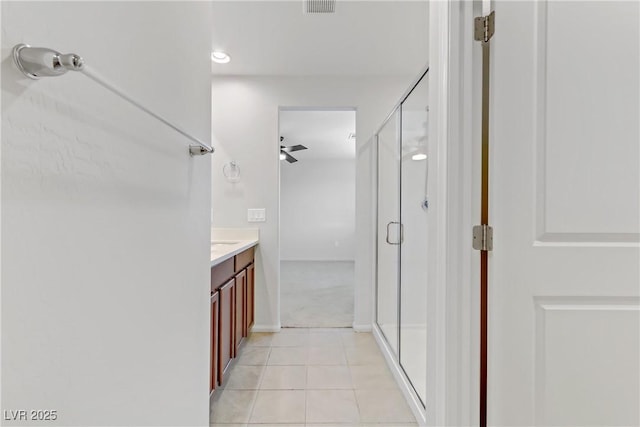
[211,51,231,64]
[279,153,286,160]
[412,153,427,161]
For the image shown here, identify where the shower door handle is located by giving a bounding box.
[386,222,403,245]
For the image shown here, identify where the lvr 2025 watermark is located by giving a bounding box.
[3,410,58,421]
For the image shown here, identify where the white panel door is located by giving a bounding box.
[489,1,640,426]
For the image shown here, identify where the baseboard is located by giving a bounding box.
[352,322,372,332]
[250,324,281,333]
[372,324,427,426]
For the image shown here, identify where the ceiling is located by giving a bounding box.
[279,109,356,161]
[211,0,429,76]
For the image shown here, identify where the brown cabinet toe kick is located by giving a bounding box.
[209,246,255,394]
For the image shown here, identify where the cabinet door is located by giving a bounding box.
[210,291,219,393]
[247,263,255,331]
[218,279,234,384]
[234,270,246,353]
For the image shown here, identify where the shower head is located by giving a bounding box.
[13,44,84,79]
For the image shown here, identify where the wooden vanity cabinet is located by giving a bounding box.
[210,246,256,393]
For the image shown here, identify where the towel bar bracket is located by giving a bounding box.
[13,43,84,79]
[189,145,214,156]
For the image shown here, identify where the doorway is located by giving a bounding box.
[278,108,357,328]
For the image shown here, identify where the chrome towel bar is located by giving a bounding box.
[12,44,214,157]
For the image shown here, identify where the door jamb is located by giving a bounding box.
[428,1,481,425]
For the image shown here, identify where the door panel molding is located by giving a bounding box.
[533,0,640,245]
[534,296,640,425]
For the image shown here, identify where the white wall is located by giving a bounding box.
[1,3,212,426]
[281,159,355,261]
[211,75,414,331]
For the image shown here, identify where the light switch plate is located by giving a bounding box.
[247,208,266,223]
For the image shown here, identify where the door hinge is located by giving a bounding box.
[473,225,493,251]
[474,11,495,43]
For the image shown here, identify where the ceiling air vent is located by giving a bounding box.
[305,0,336,14]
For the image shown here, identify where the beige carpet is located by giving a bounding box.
[280,261,354,328]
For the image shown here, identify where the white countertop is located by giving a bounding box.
[210,228,259,268]
[210,239,258,267]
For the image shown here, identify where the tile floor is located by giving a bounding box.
[210,328,417,427]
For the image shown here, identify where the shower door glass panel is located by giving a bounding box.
[376,109,401,356]
[400,74,429,406]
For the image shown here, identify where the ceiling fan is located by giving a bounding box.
[280,136,308,163]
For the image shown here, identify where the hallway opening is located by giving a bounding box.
[279,108,357,328]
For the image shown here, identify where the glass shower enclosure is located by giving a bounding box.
[375,70,429,407]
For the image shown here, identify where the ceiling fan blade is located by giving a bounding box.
[280,144,307,153]
[283,151,298,163]
[287,144,307,152]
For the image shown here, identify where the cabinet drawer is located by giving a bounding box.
[235,247,254,272]
[211,257,234,292]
